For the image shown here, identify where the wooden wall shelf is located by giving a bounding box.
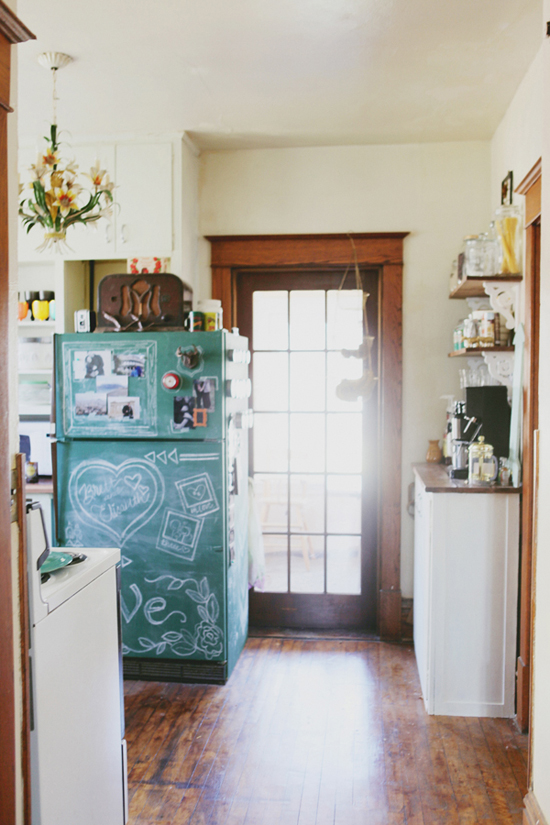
[450,274,522,300]
[448,346,514,358]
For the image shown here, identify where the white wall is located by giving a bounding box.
[179,135,200,292]
[491,47,543,210]
[531,3,550,820]
[199,141,492,595]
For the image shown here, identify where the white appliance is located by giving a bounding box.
[19,418,53,476]
[27,503,128,825]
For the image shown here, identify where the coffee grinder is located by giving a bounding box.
[450,401,482,479]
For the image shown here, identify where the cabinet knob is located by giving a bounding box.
[120,224,128,245]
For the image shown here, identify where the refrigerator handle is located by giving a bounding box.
[51,439,59,546]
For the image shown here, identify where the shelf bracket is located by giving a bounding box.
[481,351,515,399]
[482,281,519,330]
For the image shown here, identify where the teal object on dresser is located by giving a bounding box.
[54,331,250,683]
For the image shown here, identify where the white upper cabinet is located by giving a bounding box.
[115,142,173,255]
[18,139,174,262]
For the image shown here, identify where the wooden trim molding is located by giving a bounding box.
[207,232,407,638]
[516,159,542,228]
[0,0,35,43]
[16,455,31,825]
[524,791,549,825]
[0,11,34,825]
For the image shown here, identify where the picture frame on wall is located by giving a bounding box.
[501,171,513,206]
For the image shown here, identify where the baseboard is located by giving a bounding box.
[524,791,549,825]
[401,596,413,640]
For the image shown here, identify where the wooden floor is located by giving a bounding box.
[125,639,528,825]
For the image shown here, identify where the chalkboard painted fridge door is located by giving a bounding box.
[54,331,227,441]
[55,440,242,678]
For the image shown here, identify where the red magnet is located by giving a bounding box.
[162,372,180,390]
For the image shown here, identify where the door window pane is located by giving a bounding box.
[327,413,362,474]
[254,352,288,411]
[253,291,288,350]
[327,535,361,595]
[254,414,288,472]
[327,289,363,351]
[290,352,325,411]
[264,535,288,593]
[327,475,361,534]
[326,351,363,412]
[289,291,325,350]
[290,536,324,593]
[290,474,324,534]
[255,474,288,534]
[290,414,325,472]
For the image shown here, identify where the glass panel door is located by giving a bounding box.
[238,269,379,630]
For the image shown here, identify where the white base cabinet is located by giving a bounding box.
[413,465,520,717]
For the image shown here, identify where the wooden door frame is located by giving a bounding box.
[515,160,541,735]
[0,5,35,824]
[207,233,407,639]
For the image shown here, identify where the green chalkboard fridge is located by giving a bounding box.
[53,331,250,684]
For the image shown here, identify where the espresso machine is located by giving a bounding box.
[450,401,482,479]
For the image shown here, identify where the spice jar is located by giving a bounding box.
[463,316,478,348]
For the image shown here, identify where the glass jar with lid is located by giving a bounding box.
[468,436,498,485]
[494,204,523,275]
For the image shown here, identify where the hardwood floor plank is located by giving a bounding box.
[124,640,528,825]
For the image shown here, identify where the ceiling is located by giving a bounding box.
[16,0,542,150]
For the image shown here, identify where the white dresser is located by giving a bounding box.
[413,464,520,717]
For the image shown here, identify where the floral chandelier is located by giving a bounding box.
[19,52,115,253]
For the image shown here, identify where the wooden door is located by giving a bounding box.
[208,233,406,639]
[515,161,541,735]
[238,268,379,629]
[0,6,35,823]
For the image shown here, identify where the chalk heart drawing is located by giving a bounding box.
[187,481,207,500]
[69,459,165,546]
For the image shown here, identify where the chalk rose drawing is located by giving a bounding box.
[122,575,224,660]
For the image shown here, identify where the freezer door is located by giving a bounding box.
[54,331,230,440]
[56,440,228,664]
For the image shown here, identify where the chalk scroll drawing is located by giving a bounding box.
[144,597,187,626]
[121,583,143,624]
[156,509,203,560]
[64,518,85,547]
[176,472,219,517]
[123,575,223,660]
[68,459,164,547]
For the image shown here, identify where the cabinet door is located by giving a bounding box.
[413,482,432,710]
[62,143,116,260]
[115,142,173,255]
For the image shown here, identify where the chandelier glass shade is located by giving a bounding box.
[18,52,115,252]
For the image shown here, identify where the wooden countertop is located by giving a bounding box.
[413,463,521,494]
[25,477,53,495]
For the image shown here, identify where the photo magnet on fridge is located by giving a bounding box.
[73,350,112,380]
[173,396,195,430]
[75,392,107,416]
[108,396,141,420]
[113,353,146,378]
[193,377,216,411]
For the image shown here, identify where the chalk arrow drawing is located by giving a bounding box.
[157,451,167,465]
[145,452,156,463]
[168,449,179,465]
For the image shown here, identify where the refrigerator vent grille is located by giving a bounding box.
[123,657,228,685]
